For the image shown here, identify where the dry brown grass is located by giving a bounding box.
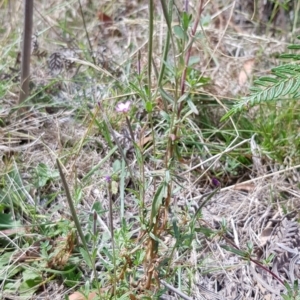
[0,1,300,299]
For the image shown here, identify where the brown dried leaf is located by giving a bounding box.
[97,11,113,26]
[259,227,273,248]
[238,58,255,86]
[0,227,26,236]
[137,135,153,148]
[233,183,255,192]
[68,291,98,300]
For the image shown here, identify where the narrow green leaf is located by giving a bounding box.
[172,218,180,239]
[281,78,295,96]
[259,76,278,83]
[195,226,215,237]
[79,248,92,268]
[221,245,247,257]
[253,80,270,87]
[73,187,82,205]
[287,44,300,50]
[181,12,192,31]
[119,158,126,219]
[267,85,276,99]
[261,89,269,101]
[249,86,262,92]
[274,81,285,98]
[280,68,297,76]
[272,71,288,79]
[280,54,300,60]
[149,231,164,244]
[178,93,189,103]
[159,87,174,103]
[195,188,220,217]
[158,0,172,88]
[150,183,167,224]
[286,64,298,71]
[56,159,95,277]
[220,109,236,121]
[42,265,77,275]
[250,94,259,106]
[187,97,199,114]
[292,90,300,98]
[293,279,299,290]
[288,77,300,94]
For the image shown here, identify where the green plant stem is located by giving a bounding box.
[107,179,117,299]
[178,0,204,116]
[57,160,88,248]
[148,0,154,94]
[77,0,96,65]
[125,116,135,143]
[158,0,174,111]
[222,235,285,287]
[97,102,136,189]
[56,159,101,295]
[293,1,300,35]
[125,116,146,221]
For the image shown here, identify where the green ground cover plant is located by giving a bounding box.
[0,0,300,299]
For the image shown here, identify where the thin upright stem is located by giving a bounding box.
[18,0,33,106]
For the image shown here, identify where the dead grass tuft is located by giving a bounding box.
[0,0,300,299]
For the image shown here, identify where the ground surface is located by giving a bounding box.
[1,1,300,299]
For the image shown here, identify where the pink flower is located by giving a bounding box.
[104,175,111,182]
[116,101,131,113]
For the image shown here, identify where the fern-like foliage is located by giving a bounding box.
[221,36,300,121]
